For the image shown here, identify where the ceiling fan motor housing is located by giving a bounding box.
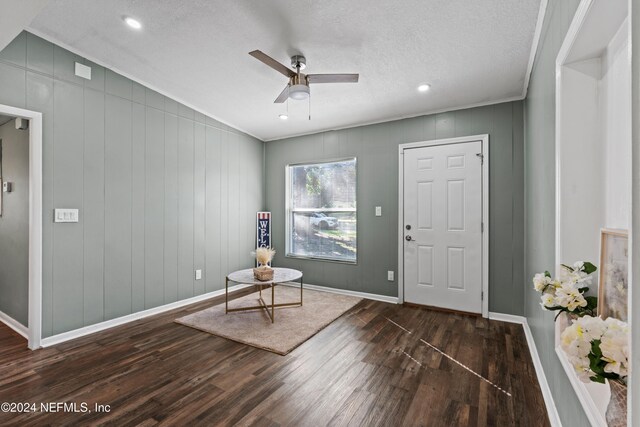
[291,55,306,71]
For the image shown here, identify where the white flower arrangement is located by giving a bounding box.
[254,247,275,268]
[560,315,629,384]
[532,261,598,319]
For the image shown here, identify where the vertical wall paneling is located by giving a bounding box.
[0,31,264,336]
[178,117,195,300]
[163,113,179,304]
[144,108,165,309]
[82,88,105,325]
[51,79,84,334]
[104,94,133,320]
[219,131,229,287]
[131,103,146,312]
[205,126,221,292]
[193,122,206,295]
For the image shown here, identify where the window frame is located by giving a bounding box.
[285,157,358,264]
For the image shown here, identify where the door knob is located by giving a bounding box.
[405,235,415,241]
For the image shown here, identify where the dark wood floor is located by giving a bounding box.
[0,288,549,427]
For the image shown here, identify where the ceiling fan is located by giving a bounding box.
[249,50,359,103]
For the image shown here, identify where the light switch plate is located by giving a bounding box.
[387,271,394,281]
[54,208,79,223]
[195,269,202,280]
[375,206,382,216]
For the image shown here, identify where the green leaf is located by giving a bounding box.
[585,296,598,310]
[590,374,606,384]
[578,287,589,293]
[560,264,572,271]
[583,262,597,274]
[544,270,552,278]
[591,340,602,358]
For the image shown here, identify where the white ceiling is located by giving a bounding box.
[28,0,542,141]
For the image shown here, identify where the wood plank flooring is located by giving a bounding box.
[0,288,549,426]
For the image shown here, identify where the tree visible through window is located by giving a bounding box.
[286,158,356,263]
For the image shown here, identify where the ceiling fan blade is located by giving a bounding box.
[274,85,290,103]
[249,50,295,78]
[307,74,359,84]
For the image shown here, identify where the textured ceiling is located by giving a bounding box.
[28,0,541,141]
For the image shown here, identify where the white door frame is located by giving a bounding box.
[0,103,43,350]
[397,134,489,317]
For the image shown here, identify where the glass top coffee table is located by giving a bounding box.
[225,267,303,323]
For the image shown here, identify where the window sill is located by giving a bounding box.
[285,254,357,265]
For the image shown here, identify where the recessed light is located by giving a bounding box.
[278,114,288,120]
[417,83,431,92]
[124,16,142,29]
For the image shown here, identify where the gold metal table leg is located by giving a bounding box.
[271,283,275,323]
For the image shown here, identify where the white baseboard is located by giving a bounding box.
[524,321,562,427]
[279,281,399,304]
[40,284,252,348]
[488,312,527,324]
[489,312,561,427]
[0,309,29,339]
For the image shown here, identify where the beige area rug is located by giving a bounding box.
[175,285,362,355]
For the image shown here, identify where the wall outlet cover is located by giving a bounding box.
[387,271,394,281]
[375,206,382,216]
[195,269,202,280]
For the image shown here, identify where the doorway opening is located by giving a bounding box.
[398,135,489,317]
[0,104,43,349]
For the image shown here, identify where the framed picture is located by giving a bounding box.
[598,229,629,321]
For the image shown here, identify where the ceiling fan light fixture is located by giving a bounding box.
[417,83,431,92]
[289,84,310,100]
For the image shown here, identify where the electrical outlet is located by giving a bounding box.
[195,269,202,280]
[387,271,394,281]
[375,206,382,216]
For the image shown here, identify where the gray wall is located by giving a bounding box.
[523,1,589,426]
[0,119,29,326]
[265,101,525,315]
[0,32,264,337]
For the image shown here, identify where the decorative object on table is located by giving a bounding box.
[253,247,276,281]
[176,286,362,355]
[560,315,629,427]
[598,229,629,321]
[256,211,272,250]
[532,261,598,319]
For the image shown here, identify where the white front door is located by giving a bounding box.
[403,141,483,313]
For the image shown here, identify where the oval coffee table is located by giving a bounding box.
[225,267,303,323]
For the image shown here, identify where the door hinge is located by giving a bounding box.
[481,222,484,233]
[481,291,484,301]
[476,153,484,164]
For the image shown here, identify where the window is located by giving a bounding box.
[286,158,357,263]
